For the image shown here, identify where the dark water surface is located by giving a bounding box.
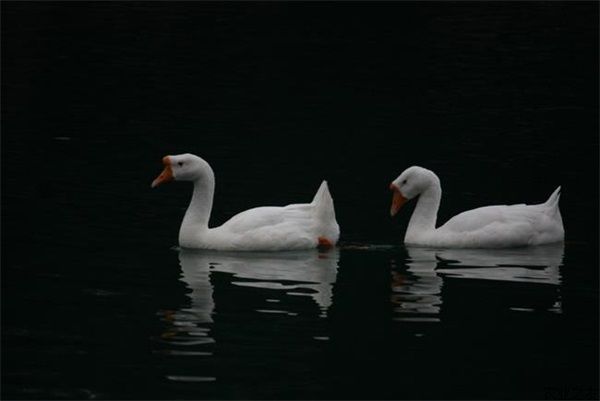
[2,2,598,400]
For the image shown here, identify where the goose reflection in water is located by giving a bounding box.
[160,249,340,343]
[156,249,339,384]
[420,243,564,285]
[182,248,339,312]
[392,243,565,323]
[391,247,444,323]
[156,249,216,352]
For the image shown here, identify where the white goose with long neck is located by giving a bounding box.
[178,159,215,245]
[152,153,340,251]
[389,166,564,248]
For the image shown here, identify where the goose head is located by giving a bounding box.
[389,166,439,216]
[151,153,213,188]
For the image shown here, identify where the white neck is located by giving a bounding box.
[178,175,215,246]
[405,184,441,241]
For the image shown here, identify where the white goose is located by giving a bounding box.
[389,166,564,248]
[152,153,340,251]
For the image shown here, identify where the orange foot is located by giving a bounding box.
[317,236,334,249]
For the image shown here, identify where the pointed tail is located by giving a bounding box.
[543,186,562,220]
[312,180,340,243]
[544,186,561,208]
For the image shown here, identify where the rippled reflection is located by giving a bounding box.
[416,243,564,285]
[392,243,565,323]
[156,249,216,359]
[158,248,339,353]
[391,247,444,323]
[155,249,339,385]
[183,248,339,312]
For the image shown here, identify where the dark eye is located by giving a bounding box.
[403,179,407,184]
[178,162,183,167]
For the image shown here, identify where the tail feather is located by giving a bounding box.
[545,186,561,208]
[543,186,562,220]
[312,180,331,204]
[312,180,339,243]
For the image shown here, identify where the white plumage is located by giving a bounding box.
[389,166,564,248]
[152,153,339,251]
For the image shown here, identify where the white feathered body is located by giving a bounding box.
[181,180,340,251]
[405,186,564,248]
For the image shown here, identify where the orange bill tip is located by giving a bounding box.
[390,188,408,217]
[151,157,174,188]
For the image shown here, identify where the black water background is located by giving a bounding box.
[2,2,598,400]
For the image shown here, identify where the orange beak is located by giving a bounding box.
[390,183,408,217]
[151,156,174,188]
